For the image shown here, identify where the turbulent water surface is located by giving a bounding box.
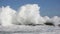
[0,4,60,34]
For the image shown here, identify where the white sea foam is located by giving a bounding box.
[0,4,60,26]
[0,4,60,34]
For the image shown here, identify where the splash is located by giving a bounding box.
[0,7,2,25]
[0,4,60,26]
[17,4,45,25]
[0,6,16,26]
[51,16,60,26]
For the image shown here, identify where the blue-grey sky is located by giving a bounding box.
[0,0,60,17]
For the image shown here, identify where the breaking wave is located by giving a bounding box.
[0,4,60,26]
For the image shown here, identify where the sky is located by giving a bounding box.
[0,0,60,17]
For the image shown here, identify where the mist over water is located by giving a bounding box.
[0,4,60,26]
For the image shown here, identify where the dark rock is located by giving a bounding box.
[25,23,36,26]
[44,22,54,26]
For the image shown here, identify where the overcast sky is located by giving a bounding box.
[0,0,60,17]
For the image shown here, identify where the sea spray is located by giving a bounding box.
[17,4,45,25]
[0,7,2,25]
[0,4,60,26]
[1,6,16,26]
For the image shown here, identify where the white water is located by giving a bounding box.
[0,4,60,34]
[0,4,46,26]
[17,4,45,25]
[0,6,16,26]
[0,4,60,26]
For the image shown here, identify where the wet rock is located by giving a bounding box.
[44,22,55,26]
